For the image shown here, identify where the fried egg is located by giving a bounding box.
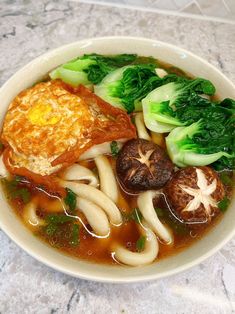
[1,80,135,177]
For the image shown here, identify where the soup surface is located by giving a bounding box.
[1,54,234,266]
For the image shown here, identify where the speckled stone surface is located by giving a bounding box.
[0,1,235,313]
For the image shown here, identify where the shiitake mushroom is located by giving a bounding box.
[164,166,225,224]
[116,139,174,193]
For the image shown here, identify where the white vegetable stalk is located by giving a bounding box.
[135,113,151,141]
[23,201,46,228]
[76,197,110,236]
[95,155,118,203]
[113,225,158,266]
[61,164,99,187]
[61,181,122,225]
[137,191,173,244]
[155,68,168,78]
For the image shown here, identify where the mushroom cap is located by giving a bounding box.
[116,139,174,193]
[165,166,225,224]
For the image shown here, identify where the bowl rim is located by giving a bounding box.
[0,36,235,283]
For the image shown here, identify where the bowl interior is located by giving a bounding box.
[0,37,234,283]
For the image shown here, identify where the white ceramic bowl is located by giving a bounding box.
[0,37,234,283]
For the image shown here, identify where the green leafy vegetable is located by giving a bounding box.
[166,115,235,170]
[110,141,119,157]
[49,53,137,86]
[64,188,77,212]
[218,196,230,212]
[2,178,31,204]
[142,78,216,133]
[95,64,162,113]
[136,236,146,252]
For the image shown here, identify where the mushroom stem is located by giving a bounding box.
[94,155,118,203]
[113,224,158,266]
[137,191,173,244]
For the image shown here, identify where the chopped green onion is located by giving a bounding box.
[2,179,31,204]
[44,214,79,247]
[70,224,80,246]
[46,214,75,224]
[13,188,31,204]
[130,115,136,126]
[136,235,146,252]
[64,188,77,212]
[110,141,119,157]
[218,196,230,212]
[220,173,234,187]
[122,208,143,224]
[14,175,26,183]
[45,223,58,236]
[154,207,164,217]
[132,208,143,223]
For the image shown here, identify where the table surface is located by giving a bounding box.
[0,1,235,313]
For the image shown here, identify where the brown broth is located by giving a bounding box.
[1,157,233,265]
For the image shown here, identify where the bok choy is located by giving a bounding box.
[49,53,137,87]
[166,98,235,170]
[142,78,216,133]
[94,64,162,113]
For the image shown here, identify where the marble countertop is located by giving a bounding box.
[0,1,235,313]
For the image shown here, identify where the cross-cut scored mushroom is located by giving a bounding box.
[116,139,174,192]
[165,166,225,223]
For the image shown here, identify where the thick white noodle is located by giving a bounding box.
[79,141,124,161]
[135,113,151,141]
[137,191,173,244]
[61,164,98,187]
[0,155,9,178]
[61,181,122,225]
[76,197,110,236]
[94,155,118,203]
[113,225,158,266]
[155,68,168,78]
[23,201,45,228]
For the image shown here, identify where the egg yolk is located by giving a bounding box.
[27,103,61,126]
